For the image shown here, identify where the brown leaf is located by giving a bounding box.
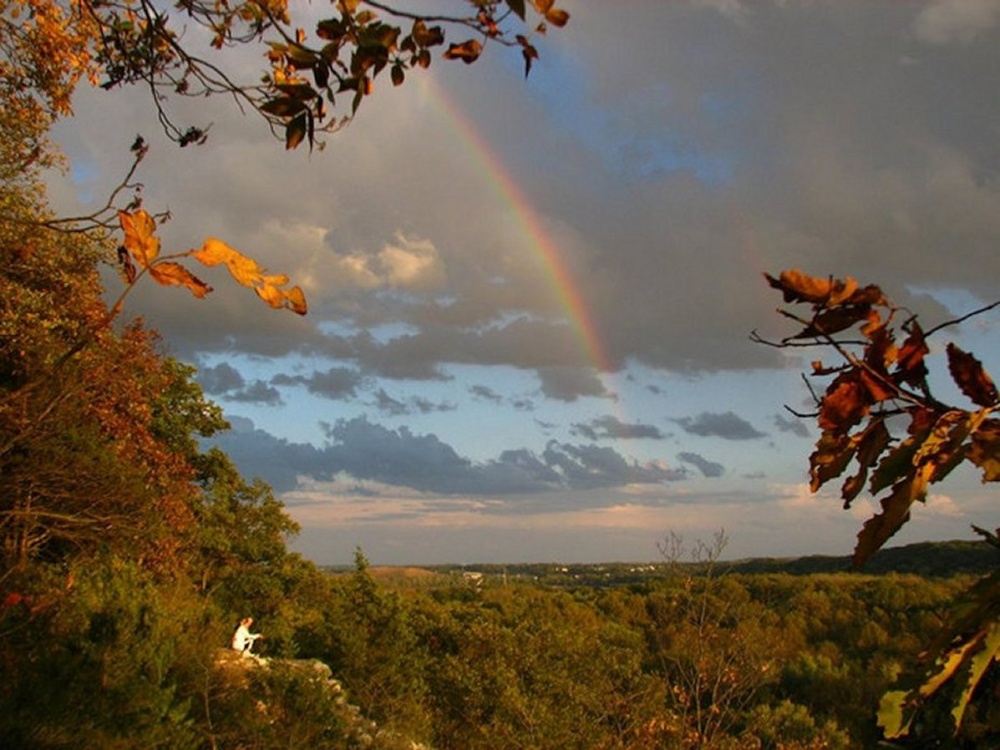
[894,322,929,388]
[819,373,869,432]
[793,304,872,339]
[546,8,570,27]
[859,369,897,403]
[148,262,212,298]
[506,0,526,20]
[854,471,929,567]
[841,418,892,506]
[809,430,854,492]
[967,418,1000,482]
[764,269,860,306]
[443,39,482,64]
[947,342,999,408]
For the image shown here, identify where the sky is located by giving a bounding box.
[50,0,1000,566]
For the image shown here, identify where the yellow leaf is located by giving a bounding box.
[118,209,160,268]
[192,238,265,287]
[255,283,284,310]
[285,285,308,315]
[148,262,213,298]
[192,238,307,314]
[255,283,308,315]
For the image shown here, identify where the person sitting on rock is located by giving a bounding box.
[231,617,262,656]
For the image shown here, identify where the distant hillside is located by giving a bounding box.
[323,540,998,587]
[727,540,998,578]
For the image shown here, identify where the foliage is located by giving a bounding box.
[758,270,1000,744]
[2,0,568,154]
[0,558,207,748]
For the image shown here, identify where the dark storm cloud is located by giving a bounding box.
[673,411,767,440]
[227,380,283,406]
[56,2,1000,379]
[371,389,455,416]
[677,451,725,478]
[271,366,364,399]
[197,362,245,394]
[213,416,686,497]
[572,415,665,441]
[537,366,608,401]
[774,413,811,438]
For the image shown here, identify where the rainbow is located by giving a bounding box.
[423,75,613,374]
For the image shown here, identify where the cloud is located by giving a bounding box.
[271,366,364,399]
[677,451,725,478]
[469,384,503,402]
[213,416,687,498]
[197,362,244,394]
[572,415,665,441]
[913,0,1000,44]
[773,413,811,438]
[228,380,283,406]
[537,366,608,401]
[371,388,455,416]
[673,411,767,440]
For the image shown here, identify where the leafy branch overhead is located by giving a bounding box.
[119,209,307,315]
[759,269,1000,567]
[79,0,570,151]
[757,269,1000,740]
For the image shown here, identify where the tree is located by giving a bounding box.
[757,270,1000,745]
[647,532,787,749]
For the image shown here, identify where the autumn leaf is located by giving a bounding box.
[286,111,308,150]
[868,409,935,496]
[947,342,999,408]
[809,430,854,492]
[119,209,160,268]
[764,270,857,306]
[443,39,482,64]
[818,373,869,432]
[191,238,307,315]
[545,8,570,27]
[192,238,266,285]
[841,418,891,505]
[255,282,308,314]
[968,418,1000,482]
[148,262,212,298]
[854,471,929,567]
[890,321,927,384]
[792,304,873,339]
[506,0,527,20]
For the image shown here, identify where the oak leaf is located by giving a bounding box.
[947,342,999,408]
[818,373,869,431]
[968,418,1000,482]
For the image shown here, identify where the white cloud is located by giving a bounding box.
[914,0,1000,44]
